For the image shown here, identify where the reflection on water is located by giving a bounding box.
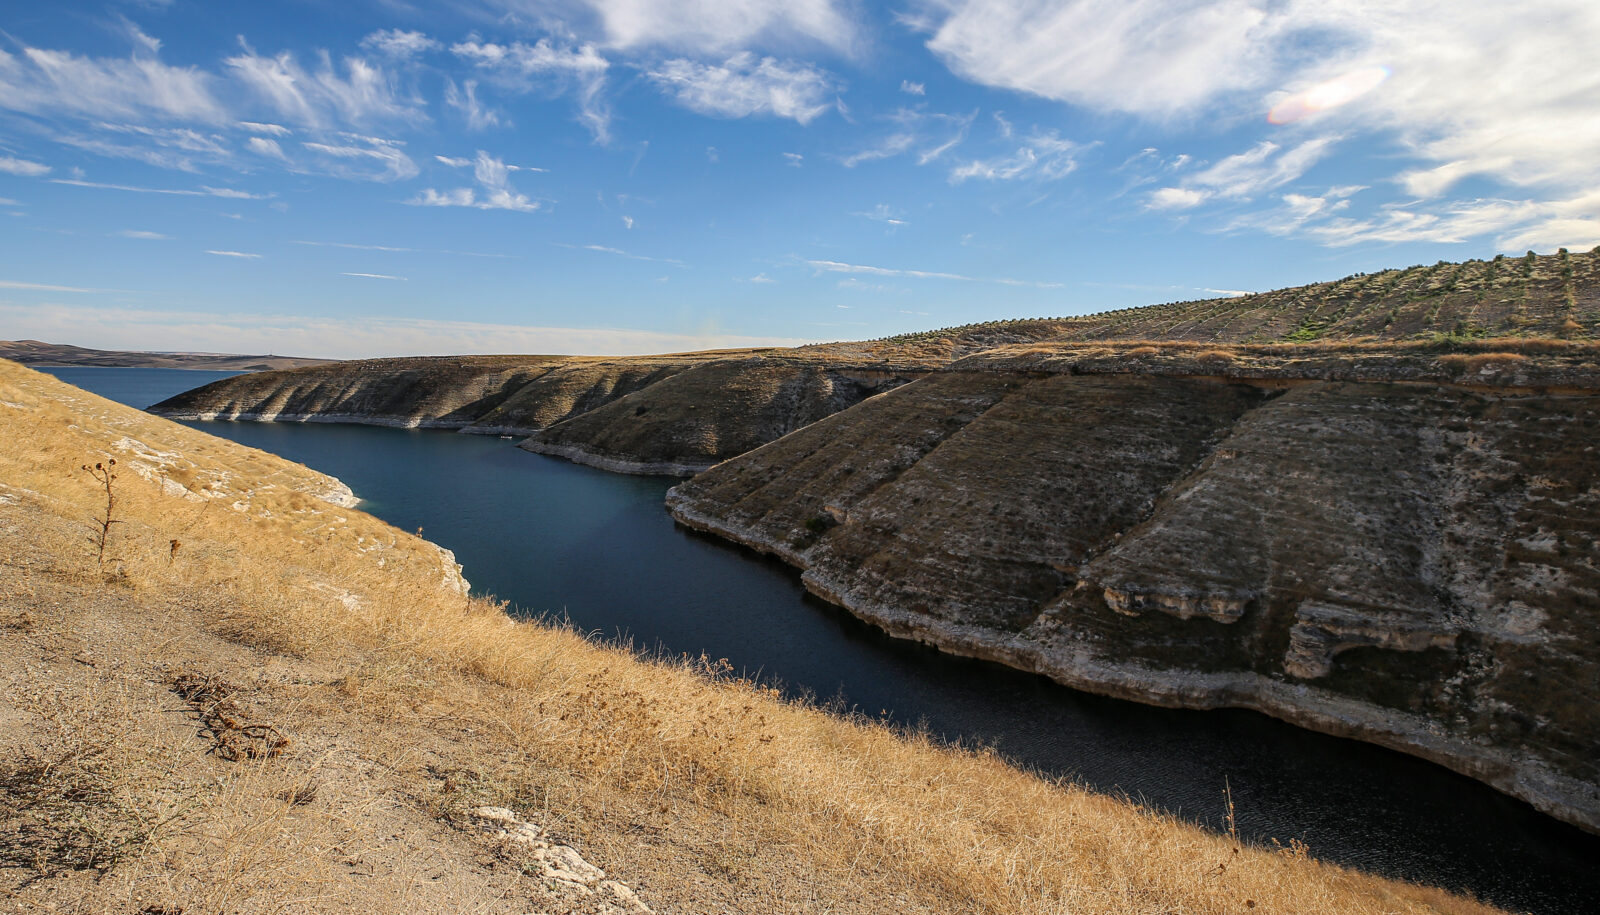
[42,367,1600,914]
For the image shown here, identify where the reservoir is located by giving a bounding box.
[45,366,1600,914]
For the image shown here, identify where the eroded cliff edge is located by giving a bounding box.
[148,322,1082,474]
[667,343,1600,834]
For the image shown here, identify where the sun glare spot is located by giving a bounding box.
[1268,66,1390,124]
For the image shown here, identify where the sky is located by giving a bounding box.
[2,0,1598,359]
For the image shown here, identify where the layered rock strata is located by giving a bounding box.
[667,351,1600,834]
[150,320,1083,474]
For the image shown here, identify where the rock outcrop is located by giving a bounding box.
[149,322,1083,473]
[145,250,1600,832]
[667,343,1600,834]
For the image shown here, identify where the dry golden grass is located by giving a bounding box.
[0,358,1506,914]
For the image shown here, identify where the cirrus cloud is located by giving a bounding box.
[648,54,837,124]
[407,150,543,213]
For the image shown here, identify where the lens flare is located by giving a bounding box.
[1268,66,1390,124]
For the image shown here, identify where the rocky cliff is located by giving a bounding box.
[144,250,1600,831]
[149,321,1083,473]
[667,340,1600,833]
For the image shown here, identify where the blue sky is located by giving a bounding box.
[2,0,1597,358]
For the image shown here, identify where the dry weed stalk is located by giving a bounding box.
[81,457,121,566]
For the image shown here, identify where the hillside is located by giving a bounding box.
[138,250,1600,835]
[1042,247,1599,344]
[0,357,1508,913]
[668,337,1600,834]
[150,251,1599,475]
[0,339,332,371]
[149,321,1081,474]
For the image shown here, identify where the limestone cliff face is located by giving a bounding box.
[151,356,571,428]
[667,348,1600,834]
[150,351,927,474]
[149,319,1082,474]
[519,358,918,473]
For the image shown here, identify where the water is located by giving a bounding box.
[39,366,245,410]
[44,366,1600,913]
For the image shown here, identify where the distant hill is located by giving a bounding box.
[0,339,333,371]
[834,247,1598,348]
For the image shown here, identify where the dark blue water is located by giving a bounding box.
[46,366,1600,914]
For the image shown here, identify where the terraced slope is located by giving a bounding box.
[150,322,1083,473]
[667,341,1600,834]
[1046,248,1600,343]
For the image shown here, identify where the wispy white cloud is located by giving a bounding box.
[407,150,543,212]
[531,0,858,54]
[453,39,610,142]
[359,29,439,59]
[291,239,520,258]
[782,151,803,166]
[302,135,418,181]
[341,271,407,280]
[50,123,232,172]
[949,130,1083,182]
[1147,137,1338,209]
[444,78,503,129]
[0,280,109,293]
[116,16,164,55]
[841,133,914,168]
[648,54,836,124]
[900,80,925,95]
[115,229,172,239]
[294,240,409,252]
[922,0,1600,248]
[748,273,775,283]
[246,136,287,159]
[854,204,906,226]
[840,108,972,168]
[561,243,685,265]
[621,215,634,229]
[1238,187,1600,251]
[1148,187,1208,210]
[51,178,272,199]
[807,259,1061,288]
[203,185,270,199]
[0,303,814,359]
[919,0,1279,119]
[237,120,289,136]
[206,249,262,258]
[226,43,422,128]
[0,156,51,176]
[0,43,224,122]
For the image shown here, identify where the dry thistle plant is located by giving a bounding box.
[81,457,121,566]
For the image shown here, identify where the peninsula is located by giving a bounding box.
[0,339,331,372]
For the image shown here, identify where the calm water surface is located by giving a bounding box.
[47,366,1600,914]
